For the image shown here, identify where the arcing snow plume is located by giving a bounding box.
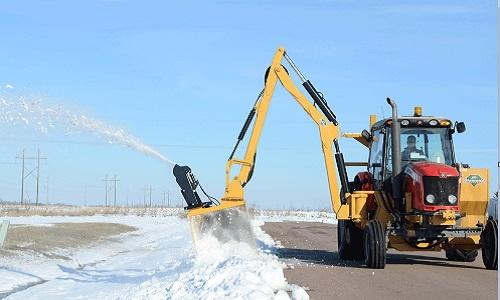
[0,87,175,166]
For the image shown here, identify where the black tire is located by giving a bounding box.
[363,220,386,269]
[338,220,364,260]
[480,219,498,270]
[445,248,478,262]
[338,220,348,259]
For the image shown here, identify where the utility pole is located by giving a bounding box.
[45,176,49,205]
[103,175,108,206]
[142,185,152,208]
[20,149,24,205]
[103,175,119,207]
[35,149,40,205]
[113,175,119,206]
[17,149,47,205]
[84,184,87,206]
[149,185,152,208]
[168,190,170,207]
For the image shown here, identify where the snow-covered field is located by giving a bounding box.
[254,210,336,224]
[0,214,315,299]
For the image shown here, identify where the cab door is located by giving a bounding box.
[368,129,385,185]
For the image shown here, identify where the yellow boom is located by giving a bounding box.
[181,47,371,246]
[218,47,344,213]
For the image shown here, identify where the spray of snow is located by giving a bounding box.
[0,88,175,166]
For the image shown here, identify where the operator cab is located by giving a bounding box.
[368,107,460,182]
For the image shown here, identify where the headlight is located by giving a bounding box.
[448,195,457,205]
[401,119,410,126]
[426,194,436,204]
[429,119,438,126]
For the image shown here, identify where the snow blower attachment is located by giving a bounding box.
[173,164,255,248]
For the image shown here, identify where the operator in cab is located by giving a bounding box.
[401,135,424,162]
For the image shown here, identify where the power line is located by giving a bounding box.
[0,137,312,151]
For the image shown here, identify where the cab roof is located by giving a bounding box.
[371,116,452,131]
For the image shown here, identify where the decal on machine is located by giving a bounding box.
[465,174,485,187]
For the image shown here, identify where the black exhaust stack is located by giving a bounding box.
[386,98,403,203]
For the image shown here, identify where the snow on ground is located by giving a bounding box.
[0,214,312,299]
[254,210,337,224]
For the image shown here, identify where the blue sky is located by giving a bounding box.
[0,1,497,209]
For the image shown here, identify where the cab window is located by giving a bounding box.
[384,127,455,181]
[400,128,454,165]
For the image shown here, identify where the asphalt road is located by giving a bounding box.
[262,222,497,300]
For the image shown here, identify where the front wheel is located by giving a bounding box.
[363,220,386,269]
[480,219,498,270]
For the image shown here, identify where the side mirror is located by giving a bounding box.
[456,122,466,133]
[361,129,373,142]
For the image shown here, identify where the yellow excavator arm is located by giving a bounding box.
[218,47,350,215]
[173,47,372,245]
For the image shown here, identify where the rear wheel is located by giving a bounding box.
[363,220,386,269]
[445,247,478,262]
[338,220,363,260]
[480,219,498,270]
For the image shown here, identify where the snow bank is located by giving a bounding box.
[1,215,192,299]
[164,238,286,299]
[124,219,308,300]
[0,215,309,300]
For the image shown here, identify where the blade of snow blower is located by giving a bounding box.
[187,201,255,248]
[173,164,255,249]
